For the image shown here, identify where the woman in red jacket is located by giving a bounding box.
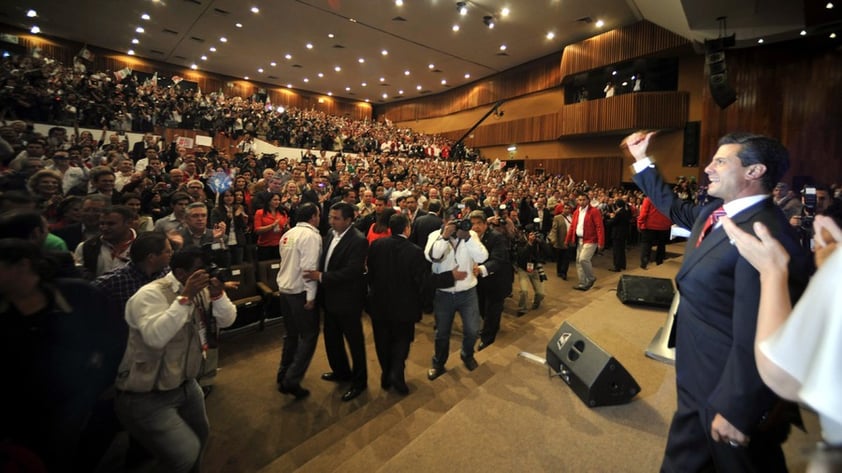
[637,196,672,269]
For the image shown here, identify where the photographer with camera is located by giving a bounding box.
[424,206,489,380]
[790,184,831,250]
[514,223,551,314]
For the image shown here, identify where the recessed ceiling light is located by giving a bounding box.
[611,70,617,76]
[501,7,510,16]
[382,93,388,99]
[361,82,367,86]
[380,77,385,82]
[757,38,764,43]
[141,13,151,20]
[132,38,139,44]
[251,6,260,13]
[404,70,410,75]
[26,9,37,18]
[381,49,388,55]
[464,73,471,79]
[595,19,605,28]
[398,89,404,94]
[209,47,217,52]
[303,78,309,83]
[191,64,198,70]
[258,68,264,73]
[416,85,422,90]
[136,26,145,33]
[441,79,447,85]
[286,84,292,89]
[345,86,351,91]
[220,37,227,42]
[428,63,435,69]
[328,33,335,38]
[499,44,507,51]
[244,76,249,80]
[306,43,313,49]
[328,92,333,96]
[349,18,357,23]
[546,32,555,40]
[30,25,41,34]
[285,53,292,59]
[270,61,277,66]
[396,0,403,5]
[800,30,807,36]
[201,55,207,61]
[127,49,135,55]
[827,2,834,9]
[236,23,243,28]
[318,72,324,78]
[458,2,468,15]
[365,99,370,103]
[358,58,365,63]
[452,25,460,32]
[831,32,838,38]
[334,66,341,72]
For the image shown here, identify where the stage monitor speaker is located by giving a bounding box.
[616,275,675,308]
[546,322,640,407]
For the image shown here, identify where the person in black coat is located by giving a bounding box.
[409,199,443,248]
[303,202,369,402]
[366,214,465,394]
[469,211,513,350]
[605,198,631,271]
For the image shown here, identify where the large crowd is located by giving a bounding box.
[2,50,841,472]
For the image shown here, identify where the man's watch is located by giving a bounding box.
[177,295,192,306]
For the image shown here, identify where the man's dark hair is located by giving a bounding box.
[129,231,168,264]
[395,195,406,206]
[170,192,191,205]
[375,195,388,205]
[388,213,409,235]
[0,238,52,279]
[170,247,205,272]
[462,197,478,211]
[89,166,116,182]
[104,205,137,222]
[427,199,442,215]
[0,190,36,211]
[330,201,355,220]
[718,133,790,192]
[0,209,43,239]
[296,202,319,222]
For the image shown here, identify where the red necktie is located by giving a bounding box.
[695,206,726,247]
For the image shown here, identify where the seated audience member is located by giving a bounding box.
[114,247,236,473]
[723,214,842,469]
[74,205,137,279]
[0,239,115,472]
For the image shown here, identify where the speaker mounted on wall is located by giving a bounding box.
[546,321,640,407]
[704,33,737,109]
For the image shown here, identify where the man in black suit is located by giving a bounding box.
[366,214,466,394]
[624,131,812,472]
[409,199,443,248]
[304,202,369,402]
[605,198,631,271]
[469,211,513,350]
[355,195,386,234]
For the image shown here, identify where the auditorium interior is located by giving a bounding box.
[2,0,841,471]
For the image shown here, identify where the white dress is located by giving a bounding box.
[759,248,842,444]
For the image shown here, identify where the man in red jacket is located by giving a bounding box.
[565,193,605,290]
[637,196,672,269]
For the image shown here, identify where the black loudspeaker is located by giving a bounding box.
[616,275,675,308]
[705,36,737,109]
[682,121,701,167]
[546,321,640,407]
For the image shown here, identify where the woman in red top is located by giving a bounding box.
[253,192,288,261]
[367,208,396,244]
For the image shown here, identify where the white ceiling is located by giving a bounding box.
[0,0,824,104]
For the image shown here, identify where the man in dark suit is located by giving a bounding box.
[469,210,513,350]
[409,199,442,248]
[605,198,631,271]
[366,214,466,394]
[304,202,369,402]
[624,131,812,472]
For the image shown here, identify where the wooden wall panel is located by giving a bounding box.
[525,157,624,188]
[559,20,689,78]
[698,40,842,187]
[375,53,562,122]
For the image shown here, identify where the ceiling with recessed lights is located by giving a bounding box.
[1,0,833,104]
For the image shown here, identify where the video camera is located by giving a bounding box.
[202,243,229,282]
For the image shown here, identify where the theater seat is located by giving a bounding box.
[256,259,284,329]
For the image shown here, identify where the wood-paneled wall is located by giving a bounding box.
[2,27,372,121]
[698,40,842,186]
[374,53,563,122]
[525,157,625,188]
[559,21,690,78]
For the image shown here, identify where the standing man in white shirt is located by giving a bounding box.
[275,202,323,399]
[424,208,489,380]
